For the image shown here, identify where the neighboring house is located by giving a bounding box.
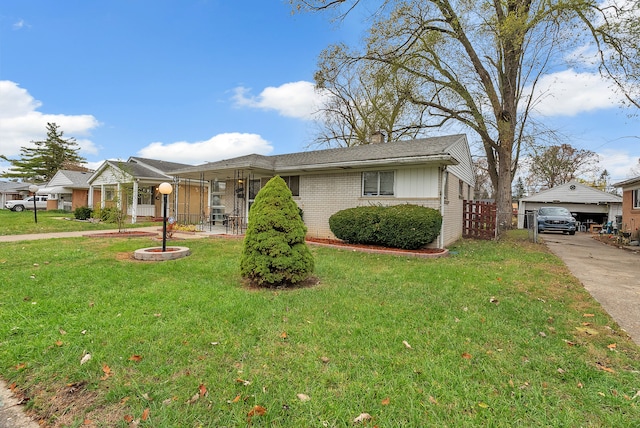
[170,134,475,248]
[88,157,206,223]
[517,181,622,230]
[37,170,93,211]
[0,181,31,208]
[612,176,640,236]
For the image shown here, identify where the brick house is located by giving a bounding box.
[613,176,640,238]
[170,134,475,248]
[36,170,93,211]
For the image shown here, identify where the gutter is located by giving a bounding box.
[439,166,447,249]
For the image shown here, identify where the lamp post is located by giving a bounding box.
[28,185,38,224]
[158,182,173,252]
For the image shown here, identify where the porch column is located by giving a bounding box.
[100,184,105,209]
[131,180,139,224]
[88,185,94,208]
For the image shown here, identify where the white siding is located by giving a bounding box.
[396,168,439,198]
[446,136,475,187]
[92,166,132,186]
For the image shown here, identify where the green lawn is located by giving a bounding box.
[0,231,638,427]
[0,209,157,235]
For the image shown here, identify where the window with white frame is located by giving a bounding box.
[363,171,394,196]
[137,186,154,205]
[281,175,300,196]
[633,188,640,209]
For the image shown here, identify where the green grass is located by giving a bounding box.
[0,232,639,427]
[0,209,157,235]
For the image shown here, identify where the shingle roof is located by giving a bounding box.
[613,176,640,188]
[171,134,466,179]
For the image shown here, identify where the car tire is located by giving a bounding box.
[13,205,24,212]
[569,231,575,235]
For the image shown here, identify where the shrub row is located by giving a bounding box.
[329,205,442,250]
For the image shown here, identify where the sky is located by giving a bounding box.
[1,0,639,184]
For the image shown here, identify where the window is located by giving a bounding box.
[633,189,640,209]
[363,171,394,196]
[281,175,300,196]
[104,186,116,201]
[137,186,154,205]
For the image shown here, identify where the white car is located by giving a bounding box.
[4,196,48,212]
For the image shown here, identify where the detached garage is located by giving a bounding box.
[517,181,622,231]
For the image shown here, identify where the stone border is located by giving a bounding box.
[133,246,191,261]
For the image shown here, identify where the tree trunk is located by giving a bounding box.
[495,145,513,233]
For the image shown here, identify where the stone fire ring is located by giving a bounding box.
[133,246,191,261]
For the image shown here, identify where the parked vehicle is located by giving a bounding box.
[4,196,48,212]
[537,206,576,235]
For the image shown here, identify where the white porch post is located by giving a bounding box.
[100,184,105,209]
[131,180,139,224]
[88,185,94,208]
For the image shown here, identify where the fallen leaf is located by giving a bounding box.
[232,395,241,403]
[557,368,566,374]
[381,397,390,406]
[236,378,251,386]
[100,364,111,380]
[141,408,150,421]
[123,415,134,423]
[162,398,172,406]
[59,329,67,335]
[280,331,288,339]
[185,393,199,404]
[199,384,207,397]
[320,356,330,364]
[247,405,267,422]
[353,413,372,423]
[297,393,310,402]
[477,401,489,408]
[141,393,152,401]
[129,355,143,362]
[429,396,438,404]
[596,362,616,373]
[489,297,499,304]
[462,352,472,359]
[83,419,92,425]
[80,353,91,365]
[55,340,63,347]
[15,363,26,370]
[583,313,595,317]
[607,343,617,350]
[402,340,412,349]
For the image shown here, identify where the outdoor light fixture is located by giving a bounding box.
[28,184,39,224]
[158,182,173,252]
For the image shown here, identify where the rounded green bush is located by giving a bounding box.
[74,206,93,220]
[329,204,442,249]
[240,176,314,287]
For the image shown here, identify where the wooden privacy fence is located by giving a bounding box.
[463,200,497,239]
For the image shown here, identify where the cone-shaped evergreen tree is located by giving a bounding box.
[240,176,314,287]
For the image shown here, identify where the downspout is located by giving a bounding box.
[439,166,447,249]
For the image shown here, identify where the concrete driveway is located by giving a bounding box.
[543,232,640,345]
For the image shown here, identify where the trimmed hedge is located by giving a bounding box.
[329,205,442,250]
[74,206,93,220]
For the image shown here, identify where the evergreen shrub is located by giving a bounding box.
[240,176,314,287]
[329,205,442,249]
[73,206,93,220]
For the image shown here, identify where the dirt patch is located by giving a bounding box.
[305,237,447,258]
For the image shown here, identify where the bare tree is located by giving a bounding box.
[527,144,599,190]
[314,44,430,147]
[290,0,640,232]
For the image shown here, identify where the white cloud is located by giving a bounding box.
[528,69,624,116]
[232,81,328,120]
[12,19,29,30]
[0,81,100,157]
[598,148,640,181]
[136,132,274,165]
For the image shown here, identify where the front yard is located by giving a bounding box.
[0,231,638,427]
